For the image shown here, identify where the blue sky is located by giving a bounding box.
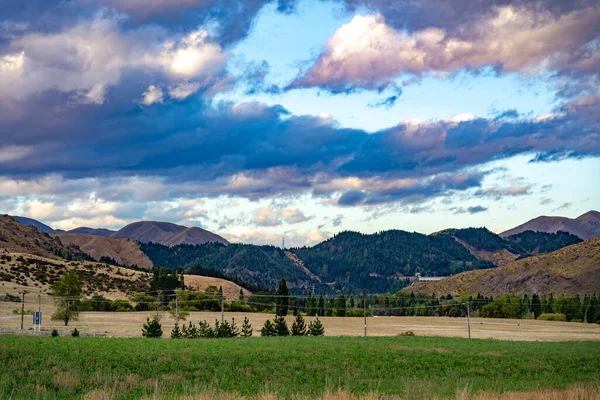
[0,0,598,246]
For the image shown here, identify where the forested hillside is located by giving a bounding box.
[141,242,319,290]
[143,230,495,292]
[292,230,493,292]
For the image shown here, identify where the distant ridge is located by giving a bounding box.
[111,221,229,246]
[7,216,229,247]
[68,227,116,237]
[501,210,600,239]
[10,216,60,234]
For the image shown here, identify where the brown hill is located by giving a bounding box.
[55,233,153,269]
[408,236,600,297]
[0,215,85,260]
[501,210,600,239]
[111,221,229,246]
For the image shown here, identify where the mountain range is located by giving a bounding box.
[2,210,599,293]
[500,210,600,239]
[7,217,229,247]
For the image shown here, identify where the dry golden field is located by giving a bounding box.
[2,290,599,340]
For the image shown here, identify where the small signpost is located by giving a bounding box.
[33,311,42,332]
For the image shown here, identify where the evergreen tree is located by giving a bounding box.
[142,316,163,338]
[198,320,214,338]
[291,314,307,336]
[349,296,355,309]
[241,317,253,337]
[171,323,182,339]
[317,294,325,316]
[335,294,347,317]
[308,317,325,336]
[239,288,244,301]
[306,293,314,316]
[185,321,199,338]
[261,319,277,336]
[274,316,290,336]
[531,294,542,319]
[325,297,335,316]
[275,279,289,316]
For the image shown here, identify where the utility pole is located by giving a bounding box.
[20,291,27,330]
[38,294,41,313]
[362,291,367,337]
[175,291,179,323]
[466,301,471,339]
[220,293,224,323]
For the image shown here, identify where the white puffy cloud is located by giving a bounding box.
[254,206,312,226]
[0,16,228,103]
[141,85,164,105]
[291,6,600,91]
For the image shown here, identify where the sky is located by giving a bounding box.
[0,0,599,247]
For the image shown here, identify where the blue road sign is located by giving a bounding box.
[33,312,42,325]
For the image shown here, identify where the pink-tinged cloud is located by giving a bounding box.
[289,5,600,92]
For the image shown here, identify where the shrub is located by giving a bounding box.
[308,317,325,336]
[71,328,80,337]
[51,329,59,337]
[215,319,239,338]
[198,320,214,338]
[537,313,567,322]
[141,316,163,338]
[261,320,276,336]
[109,299,134,312]
[397,331,415,337]
[171,323,182,339]
[241,317,253,337]
[291,315,307,336]
[274,316,289,336]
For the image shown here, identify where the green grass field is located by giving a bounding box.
[1,335,599,399]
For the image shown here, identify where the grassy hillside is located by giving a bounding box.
[0,336,598,399]
[409,236,600,296]
[0,215,87,261]
[55,233,153,269]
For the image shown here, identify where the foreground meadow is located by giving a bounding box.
[1,335,599,399]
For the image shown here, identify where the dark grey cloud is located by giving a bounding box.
[467,205,488,214]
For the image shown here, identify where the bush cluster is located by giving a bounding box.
[261,315,324,336]
[171,317,253,339]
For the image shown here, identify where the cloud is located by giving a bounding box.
[539,197,553,205]
[368,94,400,109]
[0,16,228,102]
[289,5,600,92]
[141,85,164,105]
[467,205,488,214]
[553,202,572,211]
[254,206,312,226]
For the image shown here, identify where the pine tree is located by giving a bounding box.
[198,320,214,338]
[241,317,253,337]
[308,317,325,336]
[317,294,325,316]
[335,294,347,317]
[185,321,199,338]
[142,316,163,338]
[239,288,244,301]
[306,293,314,316]
[171,323,182,339]
[261,319,276,336]
[531,294,542,319]
[291,314,307,336]
[275,279,289,316]
[274,316,290,336]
